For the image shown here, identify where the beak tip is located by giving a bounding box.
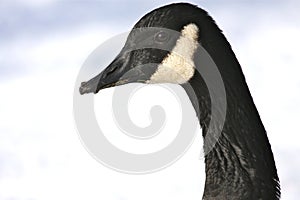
[79,81,92,95]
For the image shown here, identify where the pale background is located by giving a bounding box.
[0,0,299,199]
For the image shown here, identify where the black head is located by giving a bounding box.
[79,3,221,94]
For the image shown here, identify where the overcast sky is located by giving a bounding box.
[0,1,300,200]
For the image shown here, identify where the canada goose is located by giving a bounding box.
[79,3,280,199]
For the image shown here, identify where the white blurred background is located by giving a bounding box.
[0,0,299,199]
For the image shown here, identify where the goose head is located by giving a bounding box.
[79,3,215,94]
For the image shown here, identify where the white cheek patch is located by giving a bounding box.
[148,23,199,84]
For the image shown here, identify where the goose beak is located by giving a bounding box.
[79,52,127,94]
[79,51,146,95]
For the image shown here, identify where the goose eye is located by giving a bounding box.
[154,31,169,43]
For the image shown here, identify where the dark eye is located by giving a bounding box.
[154,31,169,43]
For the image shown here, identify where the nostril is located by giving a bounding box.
[105,66,118,77]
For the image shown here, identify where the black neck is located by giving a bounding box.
[181,36,280,199]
